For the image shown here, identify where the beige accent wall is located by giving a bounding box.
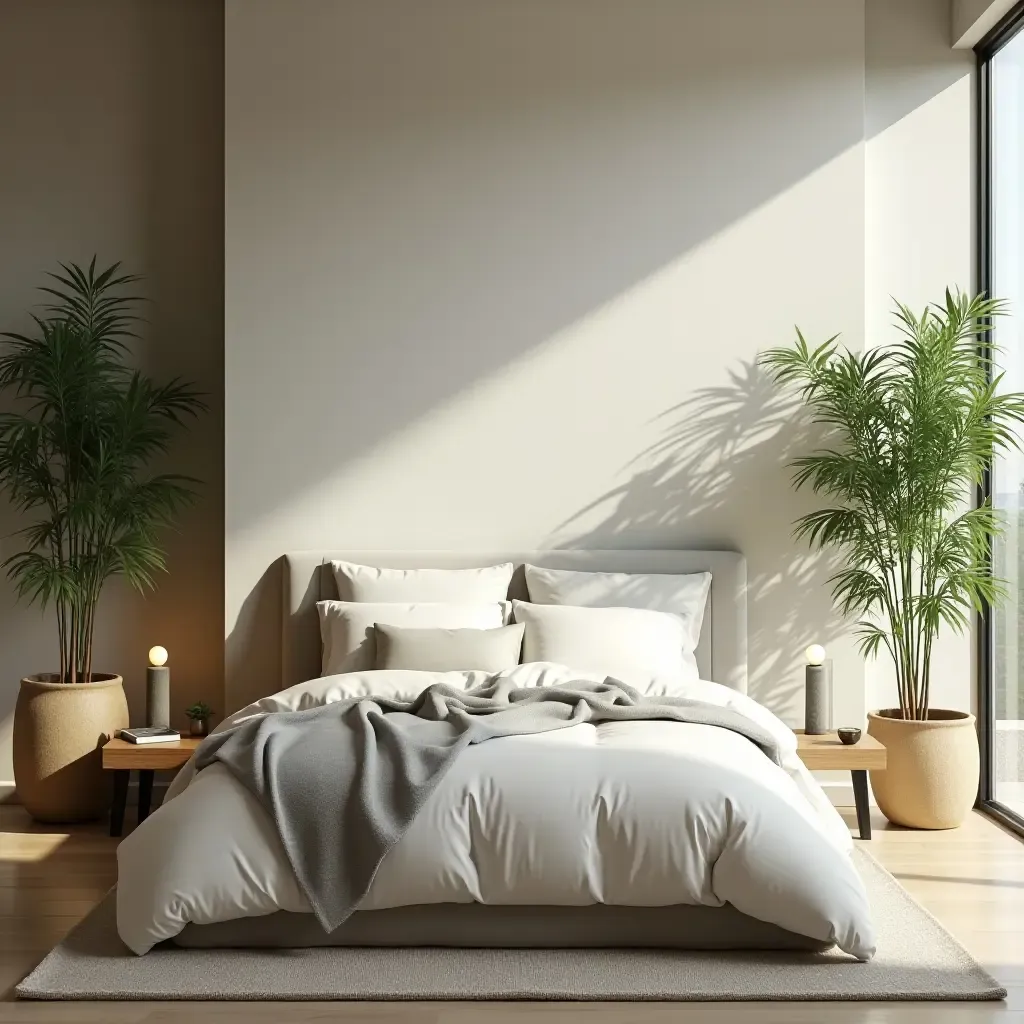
[0,0,225,782]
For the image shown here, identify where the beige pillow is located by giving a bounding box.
[317,601,508,675]
[374,623,525,673]
[331,560,514,603]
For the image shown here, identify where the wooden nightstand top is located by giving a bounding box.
[794,730,887,770]
[102,735,202,770]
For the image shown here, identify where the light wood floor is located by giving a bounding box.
[0,805,1020,1022]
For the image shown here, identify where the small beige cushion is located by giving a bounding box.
[374,623,525,673]
[317,601,508,675]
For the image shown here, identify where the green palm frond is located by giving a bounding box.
[0,260,205,683]
[38,256,142,348]
[761,289,1024,719]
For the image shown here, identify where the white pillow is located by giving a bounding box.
[511,600,697,681]
[318,601,508,675]
[331,560,514,603]
[524,565,711,649]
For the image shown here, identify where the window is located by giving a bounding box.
[980,2,1024,834]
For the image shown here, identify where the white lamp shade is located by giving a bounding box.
[805,644,826,666]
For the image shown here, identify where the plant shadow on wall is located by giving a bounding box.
[556,360,848,719]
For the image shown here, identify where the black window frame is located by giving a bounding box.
[977,0,1024,839]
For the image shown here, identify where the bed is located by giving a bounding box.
[115,550,875,960]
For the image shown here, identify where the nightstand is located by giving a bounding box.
[795,730,887,840]
[102,736,201,837]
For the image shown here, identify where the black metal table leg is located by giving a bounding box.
[852,769,871,839]
[110,770,130,837]
[137,769,155,824]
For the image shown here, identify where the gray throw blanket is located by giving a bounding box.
[194,678,781,932]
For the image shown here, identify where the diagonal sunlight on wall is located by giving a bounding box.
[228,142,866,719]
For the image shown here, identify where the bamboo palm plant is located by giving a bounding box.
[0,259,205,684]
[761,291,1024,721]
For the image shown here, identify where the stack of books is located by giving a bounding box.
[118,727,181,745]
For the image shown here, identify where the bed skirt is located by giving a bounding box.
[173,902,831,951]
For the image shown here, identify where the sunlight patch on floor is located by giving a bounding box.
[0,830,67,863]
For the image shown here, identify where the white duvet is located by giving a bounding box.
[116,663,875,960]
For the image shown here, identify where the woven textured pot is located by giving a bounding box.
[867,709,979,830]
[13,674,129,823]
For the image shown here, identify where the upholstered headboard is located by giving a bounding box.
[282,550,747,693]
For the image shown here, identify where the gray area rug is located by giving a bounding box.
[16,850,1005,1001]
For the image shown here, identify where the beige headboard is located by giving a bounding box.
[282,550,747,693]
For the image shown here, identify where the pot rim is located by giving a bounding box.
[868,708,975,726]
[21,673,123,690]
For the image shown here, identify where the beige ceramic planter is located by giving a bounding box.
[867,708,979,830]
[13,674,129,823]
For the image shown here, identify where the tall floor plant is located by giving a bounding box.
[0,259,205,683]
[761,291,1024,721]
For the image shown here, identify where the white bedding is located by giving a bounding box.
[116,663,875,960]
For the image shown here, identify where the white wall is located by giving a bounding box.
[952,0,1018,47]
[866,0,976,718]
[225,0,977,734]
[0,1,224,783]
[226,0,868,717]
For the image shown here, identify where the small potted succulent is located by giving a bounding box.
[184,701,214,738]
